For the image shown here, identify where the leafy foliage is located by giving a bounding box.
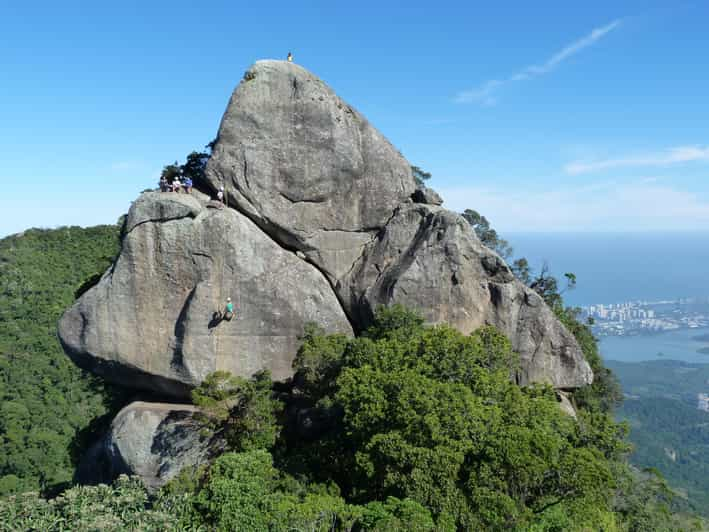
[159,143,212,186]
[181,151,211,186]
[411,165,432,186]
[0,222,704,530]
[603,360,709,507]
[461,209,513,259]
[191,370,281,452]
[0,225,129,496]
[0,476,182,531]
[281,306,629,529]
[158,161,182,183]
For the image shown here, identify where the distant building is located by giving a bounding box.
[698,393,709,412]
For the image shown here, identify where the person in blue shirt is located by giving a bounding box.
[184,177,193,194]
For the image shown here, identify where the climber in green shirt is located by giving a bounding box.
[224,297,234,321]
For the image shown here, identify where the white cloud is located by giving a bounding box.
[437,180,709,231]
[454,80,502,106]
[565,145,709,174]
[455,19,621,105]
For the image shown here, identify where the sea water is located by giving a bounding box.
[506,232,709,363]
[506,232,709,307]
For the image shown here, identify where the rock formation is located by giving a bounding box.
[77,402,222,489]
[62,59,595,487]
[60,60,592,399]
[206,60,416,282]
[341,203,590,388]
[59,191,352,398]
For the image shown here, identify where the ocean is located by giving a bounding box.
[506,232,709,363]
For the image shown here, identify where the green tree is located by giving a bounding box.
[411,165,432,186]
[159,161,181,183]
[193,450,277,530]
[191,370,281,452]
[181,151,210,186]
[510,257,532,284]
[461,209,513,259]
[287,306,622,529]
[0,475,182,531]
[0,225,128,496]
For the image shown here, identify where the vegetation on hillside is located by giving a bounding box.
[0,225,129,496]
[4,304,703,530]
[0,203,705,529]
[608,359,709,515]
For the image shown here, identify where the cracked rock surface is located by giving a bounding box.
[59,60,592,400]
[341,203,592,388]
[59,193,352,398]
[205,60,416,282]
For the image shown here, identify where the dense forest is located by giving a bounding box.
[0,225,705,530]
[609,360,709,514]
[0,224,129,496]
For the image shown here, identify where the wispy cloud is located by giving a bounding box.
[455,19,622,105]
[565,145,709,174]
[437,179,709,232]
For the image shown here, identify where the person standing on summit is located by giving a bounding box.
[287,52,293,62]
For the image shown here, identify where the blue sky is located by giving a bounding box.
[1,1,708,237]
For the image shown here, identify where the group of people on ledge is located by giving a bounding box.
[159,176,193,194]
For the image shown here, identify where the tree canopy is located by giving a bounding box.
[0,220,704,530]
[0,225,129,497]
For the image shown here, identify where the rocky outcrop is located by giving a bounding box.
[59,59,592,401]
[205,60,416,282]
[59,192,352,398]
[77,402,221,489]
[341,203,592,388]
[411,186,443,206]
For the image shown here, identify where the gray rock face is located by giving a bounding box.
[206,60,416,281]
[60,60,593,400]
[341,203,592,389]
[556,391,577,418]
[59,192,353,398]
[411,186,444,206]
[77,402,220,489]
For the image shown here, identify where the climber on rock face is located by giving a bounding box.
[224,297,234,321]
[217,186,225,204]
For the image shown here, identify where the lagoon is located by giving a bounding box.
[600,326,709,364]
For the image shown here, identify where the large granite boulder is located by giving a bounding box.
[77,402,221,489]
[205,60,416,281]
[59,192,353,398]
[341,203,592,389]
[59,60,593,399]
